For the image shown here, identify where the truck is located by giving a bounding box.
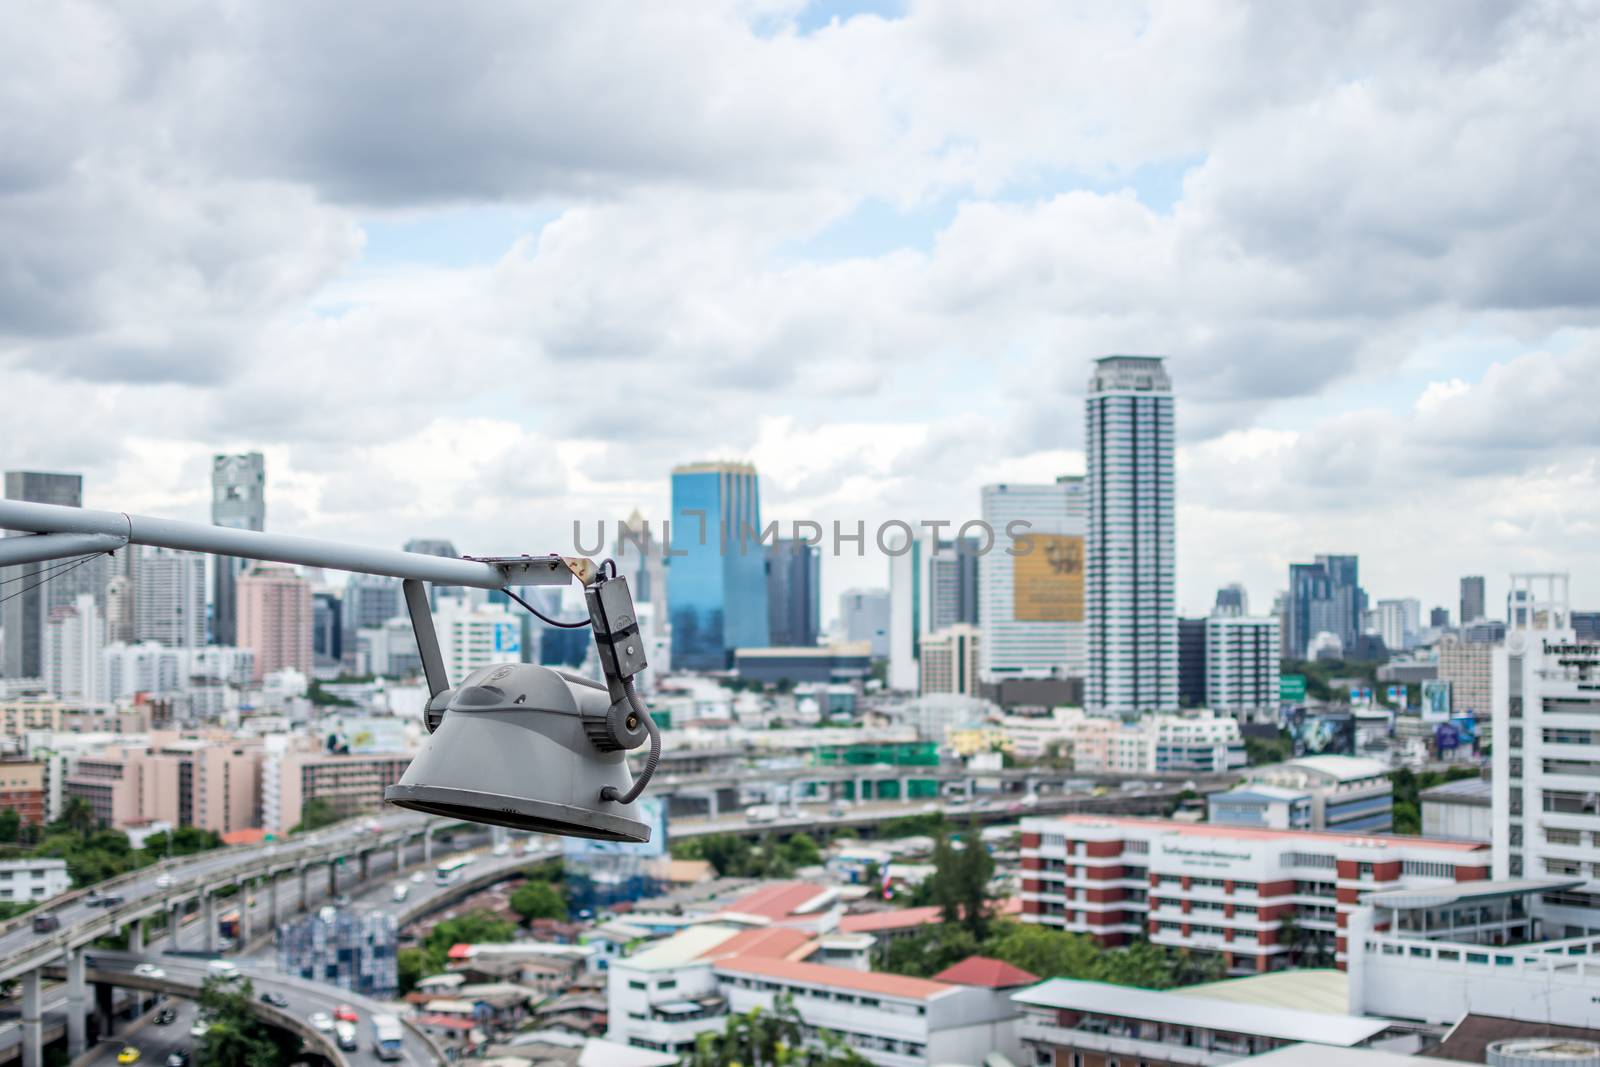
[206,960,241,984]
[746,805,778,824]
[371,1014,404,1061]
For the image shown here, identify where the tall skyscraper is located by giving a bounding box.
[1460,575,1486,627]
[1429,606,1451,629]
[766,538,820,648]
[44,594,103,702]
[1205,614,1282,720]
[889,534,982,692]
[979,479,1088,684]
[1177,617,1207,708]
[312,591,343,668]
[1371,597,1422,653]
[211,453,266,645]
[1214,583,1248,617]
[668,462,768,671]
[840,588,891,660]
[238,563,312,682]
[134,546,206,649]
[1086,356,1177,715]
[928,538,981,632]
[1285,555,1366,659]
[342,573,403,661]
[3,471,100,680]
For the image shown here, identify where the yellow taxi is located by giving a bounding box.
[117,1049,141,1065]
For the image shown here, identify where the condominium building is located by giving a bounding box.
[978,479,1087,683]
[1204,614,1281,720]
[0,759,46,825]
[238,563,313,681]
[211,452,266,646]
[1019,814,1489,972]
[1437,634,1495,720]
[888,536,982,693]
[919,625,981,699]
[261,746,412,833]
[44,594,103,703]
[433,603,522,682]
[3,471,102,681]
[0,858,71,904]
[1085,356,1177,715]
[63,738,261,834]
[134,546,206,648]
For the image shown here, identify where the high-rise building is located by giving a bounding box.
[1460,575,1486,627]
[1370,598,1421,653]
[134,546,206,649]
[1437,634,1494,722]
[1490,574,1596,926]
[403,538,459,607]
[1086,356,1177,714]
[1286,555,1366,659]
[3,471,100,680]
[979,479,1088,684]
[312,591,342,668]
[435,602,521,682]
[928,538,981,632]
[920,625,981,698]
[839,589,890,660]
[211,453,266,645]
[889,534,982,693]
[1213,583,1248,618]
[613,511,668,608]
[1177,618,1207,708]
[1205,615,1281,720]
[44,594,103,703]
[105,574,135,645]
[766,538,820,648]
[238,564,312,682]
[342,573,403,662]
[668,462,768,671]
[1430,606,1450,629]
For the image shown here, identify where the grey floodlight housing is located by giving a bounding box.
[0,500,661,844]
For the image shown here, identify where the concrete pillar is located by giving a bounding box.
[327,860,338,897]
[423,825,434,865]
[20,968,42,1067]
[965,777,975,801]
[127,917,144,954]
[395,839,405,870]
[298,865,310,910]
[204,892,218,953]
[359,851,370,883]
[707,790,719,820]
[899,776,910,802]
[855,777,867,802]
[169,902,183,950]
[65,946,87,1057]
[239,879,253,944]
[269,873,280,928]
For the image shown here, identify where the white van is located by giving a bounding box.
[207,960,241,983]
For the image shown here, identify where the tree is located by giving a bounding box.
[0,808,20,843]
[983,923,1103,980]
[780,833,822,869]
[510,881,566,922]
[415,910,517,976]
[683,994,870,1067]
[397,948,426,995]
[59,797,96,835]
[884,924,980,978]
[921,823,996,942]
[197,977,298,1067]
[290,798,341,834]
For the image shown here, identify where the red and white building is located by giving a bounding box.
[1020,815,1489,973]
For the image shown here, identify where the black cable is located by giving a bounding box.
[0,553,102,607]
[0,552,97,587]
[500,586,592,628]
[600,677,660,807]
[599,557,618,579]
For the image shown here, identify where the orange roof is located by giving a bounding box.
[699,926,815,961]
[715,954,955,1001]
[1043,815,1489,853]
[932,955,1039,988]
[724,881,830,921]
[221,828,268,846]
[838,906,942,933]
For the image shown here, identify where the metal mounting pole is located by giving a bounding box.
[404,579,450,698]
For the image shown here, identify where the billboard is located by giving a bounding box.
[321,716,410,754]
[1280,674,1307,703]
[562,796,668,859]
[1421,680,1452,722]
[1385,685,1408,708]
[1012,534,1084,622]
[1287,709,1355,757]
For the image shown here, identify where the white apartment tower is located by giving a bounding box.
[44,594,103,702]
[1491,573,1600,934]
[978,479,1087,682]
[134,546,207,649]
[1086,355,1177,714]
[1205,614,1281,719]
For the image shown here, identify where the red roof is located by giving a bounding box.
[715,954,954,1002]
[416,1015,475,1031]
[221,828,268,846]
[447,943,474,959]
[838,906,942,934]
[701,926,815,961]
[724,881,830,921]
[932,955,1039,988]
[1042,814,1489,853]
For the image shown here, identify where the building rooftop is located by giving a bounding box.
[714,955,956,1003]
[1283,755,1392,781]
[1362,877,1584,911]
[1426,1014,1600,1064]
[1033,814,1488,853]
[931,956,1039,989]
[1013,979,1391,1047]
[1419,777,1492,806]
[733,644,872,660]
[699,926,815,962]
[1237,1047,1477,1066]
[838,905,943,934]
[1212,785,1312,803]
[721,881,836,921]
[609,925,747,971]
[1179,969,1348,1015]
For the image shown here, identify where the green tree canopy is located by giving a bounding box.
[197,977,300,1067]
[290,798,342,834]
[510,880,566,923]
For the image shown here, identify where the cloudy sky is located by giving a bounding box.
[4,0,1598,623]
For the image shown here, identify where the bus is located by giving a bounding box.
[371,1014,404,1061]
[434,857,471,886]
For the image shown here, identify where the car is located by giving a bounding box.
[165,1052,190,1067]
[522,839,542,855]
[333,1004,358,1023]
[31,914,60,933]
[391,884,409,902]
[153,1009,176,1026]
[308,1011,334,1032]
[491,843,510,856]
[206,960,241,983]
[259,991,290,1008]
[188,1019,210,1039]
[133,963,165,979]
[409,871,425,884]
[334,1020,359,1051]
[117,1048,141,1064]
[155,874,173,889]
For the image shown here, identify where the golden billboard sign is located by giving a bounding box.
[1013,534,1084,622]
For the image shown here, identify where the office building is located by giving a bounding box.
[1370,597,1421,652]
[104,574,135,645]
[1177,617,1207,708]
[210,453,266,645]
[1208,785,1313,830]
[3,471,101,681]
[929,539,980,631]
[1462,617,1507,645]
[1286,555,1366,660]
[765,538,820,648]
[311,591,342,668]
[1460,575,1485,626]
[840,588,890,661]
[238,564,313,682]
[1430,606,1450,629]
[1085,356,1176,715]
[261,746,412,835]
[1571,610,1600,639]
[1237,755,1393,832]
[134,546,206,648]
[669,462,768,671]
[979,479,1087,684]
[734,644,872,687]
[920,625,981,699]
[354,617,422,678]
[43,594,102,703]
[1019,814,1488,969]
[434,602,521,682]
[342,573,403,661]
[1437,635,1494,721]
[1214,583,1248,617]
[889,534,982,693]
[1205,615,1282,720]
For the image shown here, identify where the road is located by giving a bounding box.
[81,998,198,1067]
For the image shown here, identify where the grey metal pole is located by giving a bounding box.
[0,532,127,566]
[0,499,573,589]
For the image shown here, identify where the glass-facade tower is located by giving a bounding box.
[669,462,769,671]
